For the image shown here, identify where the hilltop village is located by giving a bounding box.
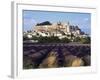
[23,21,90,43]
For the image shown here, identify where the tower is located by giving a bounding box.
[67,22,70,33]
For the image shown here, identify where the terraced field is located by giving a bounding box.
[23,43,91,69]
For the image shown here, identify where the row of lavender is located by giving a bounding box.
[23,43,91,69]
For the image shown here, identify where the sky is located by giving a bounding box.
[23,10,91,35]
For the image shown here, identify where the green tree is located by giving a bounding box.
[61,38,70,43]
[74,37,81,42]
[80,37,90,44]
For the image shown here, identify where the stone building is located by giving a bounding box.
[32,21,82,38]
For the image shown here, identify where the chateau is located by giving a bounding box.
[24,21,88,39]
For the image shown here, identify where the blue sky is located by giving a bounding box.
[23,10,91,34]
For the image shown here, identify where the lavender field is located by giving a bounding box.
[23,43,91,69]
